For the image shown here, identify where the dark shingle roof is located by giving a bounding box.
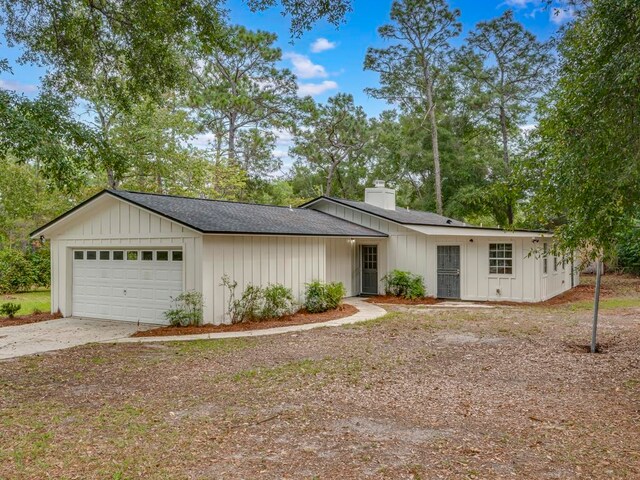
[301,196,551,233]
[108,190,386,237]
[302,196,467,227]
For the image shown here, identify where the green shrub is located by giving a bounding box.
[304,280,345,313]
[220,275,297,323]
[235,284,265,322]
[381,269,426,299]
[163,291,203,327]
[0,248,33,294]
[0,302,21,318]
[262,283,296,319]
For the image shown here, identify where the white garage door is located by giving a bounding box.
[72,249,183,324]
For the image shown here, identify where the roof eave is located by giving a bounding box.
[201,231,387,237]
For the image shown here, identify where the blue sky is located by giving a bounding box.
[226,0,570,117]
[0,0,572,161]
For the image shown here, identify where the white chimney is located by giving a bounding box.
[365,180,396,210]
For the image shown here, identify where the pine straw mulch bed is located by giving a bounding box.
[131,303,358,337]
[369,275,638,308]
[0,311,62,328]
[365,295,442,305]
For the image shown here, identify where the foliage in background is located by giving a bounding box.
[290,94,370,197]
[382,269,426,299]
[526,0,640,259]
[304,280,345,313]
[616,226,640,275]
[190,25,297,167]
[163,291,204,327]
[25,245,50,289]
[364,0,461,215]
[0,157,78,246]
[454,10,553,226]
[0,248,33,294]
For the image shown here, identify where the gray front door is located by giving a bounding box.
[437,245,460,299]
[361,245,378,295]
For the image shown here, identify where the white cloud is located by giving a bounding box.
[191,132,218,148]
[284,52,328,79]
[296,80,338,97]
[310,38,337,53]
[0,78,38,94]
[550,6,575,25]
[501,0,535,7]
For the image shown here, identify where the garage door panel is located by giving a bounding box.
[169,270,183,282]
[111,270,126,280]
[139,288,155,300]
[73,249,183,324]
[125,270,140,280]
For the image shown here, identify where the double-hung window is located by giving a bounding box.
[489,243,513,275]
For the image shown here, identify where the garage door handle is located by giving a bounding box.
[123,289,127,296]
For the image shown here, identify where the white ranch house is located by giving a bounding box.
[32,182,577,325]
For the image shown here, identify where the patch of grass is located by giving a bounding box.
[10,430,53,470]
[567,297,640,311]
[0,290,50,317]
[81,356,107,365]
[623,379,639,390]
[343,311,401,329]
[169,337,254,355]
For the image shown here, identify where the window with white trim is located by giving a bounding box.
[489,243,513,275]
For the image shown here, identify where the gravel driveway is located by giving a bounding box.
[0,318,155,359]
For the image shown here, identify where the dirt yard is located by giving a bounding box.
[1,275,639,479]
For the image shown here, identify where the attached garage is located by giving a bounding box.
[71,249,184,323]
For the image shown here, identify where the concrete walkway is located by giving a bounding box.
[0,318,157,360]
[110,297,387,344]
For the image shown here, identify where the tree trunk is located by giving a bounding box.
[591,259,603,353]
[228,115,236,163]
[325,158,340,196]
[499,105,513,226]
[98,108,118,190]
[425,72,443,215]
[107,169,117,189]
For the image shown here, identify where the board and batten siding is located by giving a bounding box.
[310,200,573,302]
[46,195,202,317]
[326,238,357,296]
[202,235,327,324]
[541,255,574,301]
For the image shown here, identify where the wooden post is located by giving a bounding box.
[590,259,602,353]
